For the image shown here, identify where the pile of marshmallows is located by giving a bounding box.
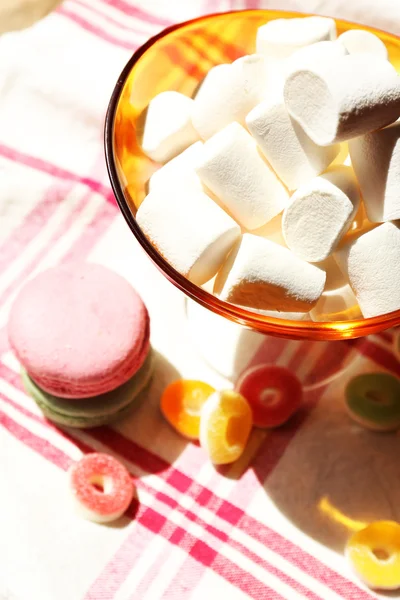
[137,16,400,322]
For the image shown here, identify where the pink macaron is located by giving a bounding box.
[8,263,150,398]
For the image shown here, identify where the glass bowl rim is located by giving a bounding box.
[104,8,400,341]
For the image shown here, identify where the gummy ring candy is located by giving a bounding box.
[236,364,302,428]
[69,453,134,523]
[346,521,400,590]
[161,379,215,439]
[199,390,252,464]
[345,372,400,431]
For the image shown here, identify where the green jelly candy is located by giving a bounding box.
[345,372,400,431]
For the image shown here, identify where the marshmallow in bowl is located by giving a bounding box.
[338,29,388,60]
[318,256,348,292]
[192,55,269,140]
[149,142,204,192]
[141,91,199,163]
[349,121,400,222]
[285,40,348,77]
[136,189,241,285]
[282,166,360,263]
[310,285,362,321]
[214,234,326,312]
[136,16,400,323]
[191,64,231,141]
[195,123,289,230]
[335,222,400,318]
[256,16,336,60]
[284,54,400,145]
[246,98,340,190]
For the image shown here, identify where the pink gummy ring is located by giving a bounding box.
[8,263,150,398]
[236,364,303,428]
[69,453,134,523]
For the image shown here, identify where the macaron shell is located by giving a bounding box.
[31,392,144,428]
[32,384,151,428]
[8,264,150,398]
[22,350,154,428]
[31,323,150,399]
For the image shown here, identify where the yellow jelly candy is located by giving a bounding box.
[160,380,215,439]
[199,390,252,465]
[346,521,400,590]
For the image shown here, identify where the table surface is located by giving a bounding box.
[2,1,400,599]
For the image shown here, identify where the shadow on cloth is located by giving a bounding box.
[60,349,185,483]
[103,349,186,473]
[248,347,400,555]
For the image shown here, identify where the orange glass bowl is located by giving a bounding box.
[105,9,400,341]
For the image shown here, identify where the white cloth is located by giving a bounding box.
[1,3,400,600]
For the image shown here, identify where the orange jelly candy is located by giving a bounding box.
[199,390,252,465]
[161,380,215,439]
[346,521,400,590]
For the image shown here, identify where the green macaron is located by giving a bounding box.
[22,349,153,428]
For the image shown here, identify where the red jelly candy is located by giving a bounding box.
[236,364,302,428]
[69,453,134,523]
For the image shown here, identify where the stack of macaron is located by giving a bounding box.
[8,263,152,428]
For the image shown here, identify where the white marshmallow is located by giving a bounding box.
[338,30,388,60]
[256,17,336,60]
[284,54,400,146]
[285,40,348,77]
[214,233,326,312]
[349,121,400,222]
[192,55,268,141]
[149,142,203,192]
[282,166,360,262]
[335,222,400,318]
[340,218,378,250]
[195,123,289,230]
[141,91,199,163]
[246,98,340,190]
[136,189,241,285]
[310,285,362,321]
[318,256,348,292]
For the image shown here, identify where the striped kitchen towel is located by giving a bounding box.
[1,1,400,599]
